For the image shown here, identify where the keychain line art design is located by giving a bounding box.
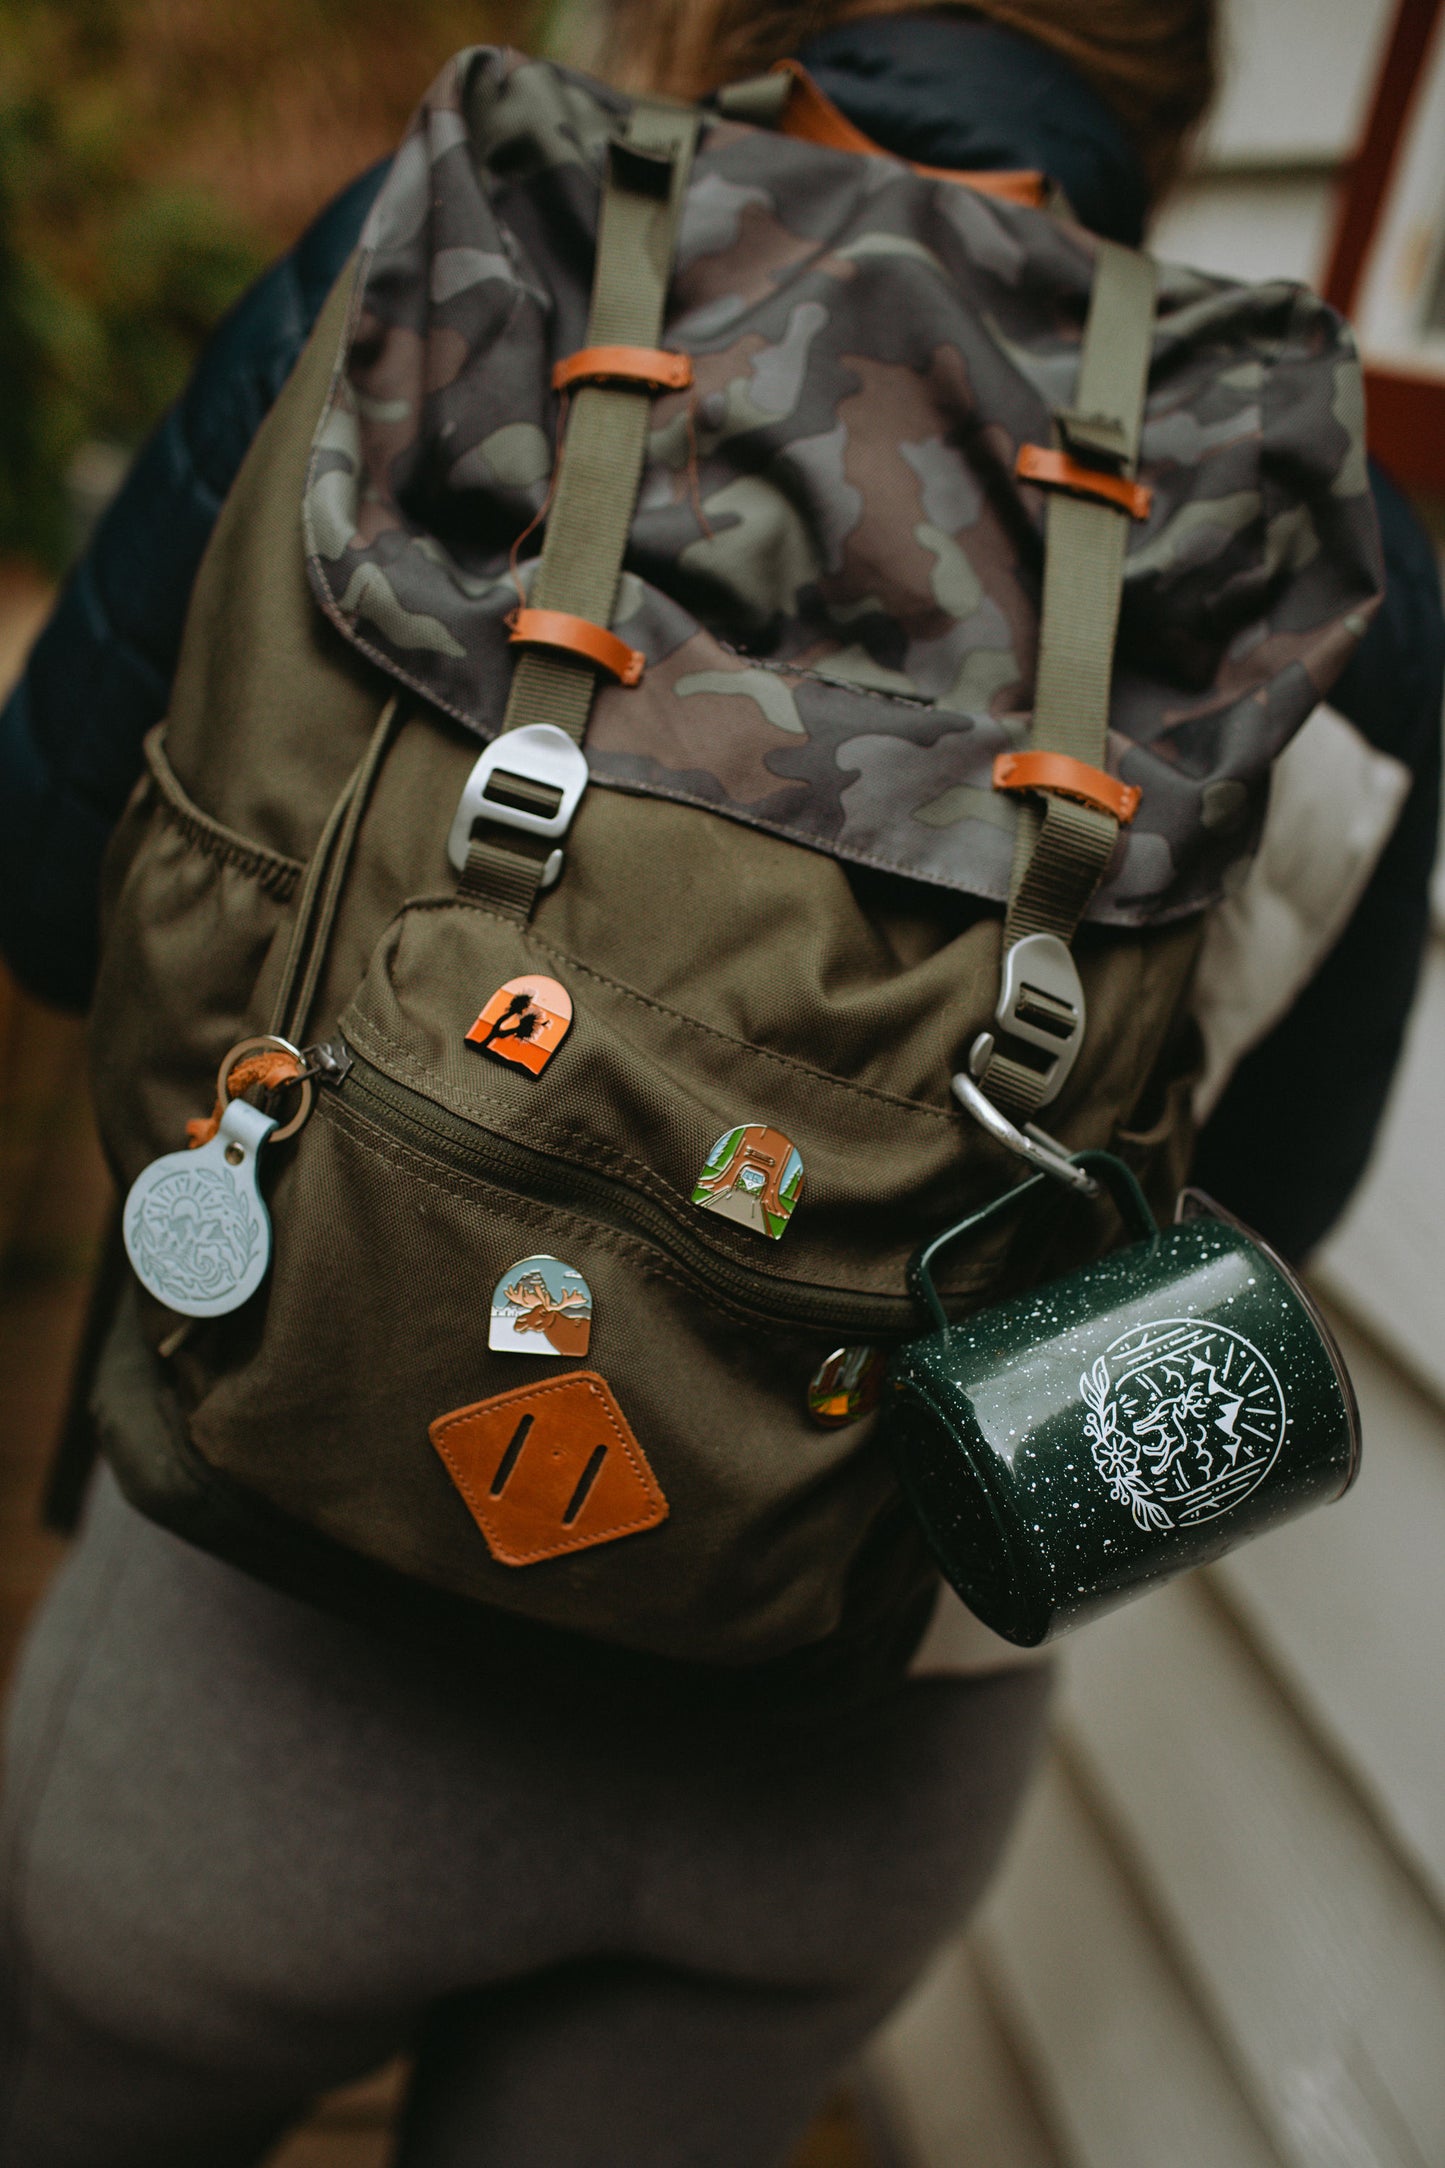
[122,1033,344,1319]
[124,1098,278,1317]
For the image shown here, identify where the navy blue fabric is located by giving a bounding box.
[800,10,1149,244]
[0,27,1439,1258]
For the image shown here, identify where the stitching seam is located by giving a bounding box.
[383,902,966,1124]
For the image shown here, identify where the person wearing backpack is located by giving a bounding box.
[0,6,1438,2166]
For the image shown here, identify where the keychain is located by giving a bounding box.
[122,1035,341,1319]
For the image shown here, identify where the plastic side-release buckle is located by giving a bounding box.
[968,931,1086,1110]
[447,724,590,889]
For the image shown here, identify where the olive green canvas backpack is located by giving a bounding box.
[86,48,1380,1680]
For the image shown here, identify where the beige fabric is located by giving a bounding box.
[1191,705,1411,1124]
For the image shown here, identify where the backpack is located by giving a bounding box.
[86,48,1380,1678]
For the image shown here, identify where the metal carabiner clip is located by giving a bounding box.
[951,1070,1099,1197]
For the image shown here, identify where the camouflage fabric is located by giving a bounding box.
[304,47,1381,929]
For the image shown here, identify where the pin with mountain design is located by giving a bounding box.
[489,1255,593,1357]
[467,976,573,1077]
[692,1125,803,1241]
[807,1346,886,1429]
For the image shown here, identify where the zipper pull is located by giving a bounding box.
[296,1038,354,1088]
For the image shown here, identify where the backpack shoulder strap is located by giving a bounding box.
[456,98,700,920]
[969,239,1158,1124]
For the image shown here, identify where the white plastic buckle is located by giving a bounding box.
[968,931,1086,1111]
[447,724,590,887]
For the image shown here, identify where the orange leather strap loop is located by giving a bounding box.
[772,61,1045,205]
[551,345,694,394]
[507,608,645,686]
[185,1051,305,1150]
[993,750,1142,825]
[1015,444,1152,520]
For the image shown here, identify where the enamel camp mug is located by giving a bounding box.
[886,1153,1360,1646]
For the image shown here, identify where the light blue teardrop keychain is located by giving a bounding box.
[121,1034,321,1320]
[123,1096,278,1318]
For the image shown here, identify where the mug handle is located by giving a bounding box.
[908,1150,1158,1333]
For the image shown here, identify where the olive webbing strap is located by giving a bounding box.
[458,100,700,918]
[980,240,1156,1122]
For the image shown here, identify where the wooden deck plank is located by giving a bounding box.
[1210,1313,1445,1915]
[978,1753,1279,2168]
[863,1942,1064,2168]
[1062,1581,1445,2168]
[1314,941,1445,1405]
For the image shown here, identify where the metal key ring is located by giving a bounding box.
[215,1035,313,1145]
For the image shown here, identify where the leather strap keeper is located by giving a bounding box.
[993,749,1142,825]
[1015,444,1152,520]
[507,608,645,686]
[552,346,694,393]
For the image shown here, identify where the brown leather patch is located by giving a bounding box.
[429,1372,668,1566]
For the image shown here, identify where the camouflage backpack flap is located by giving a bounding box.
[307,46,1380,928]
[87,48,1378,1670]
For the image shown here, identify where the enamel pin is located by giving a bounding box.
[692,1125,803,1241]
[467,975,573,1077]
[489,1255,593,1357]
[124,1097,277,1317]
[808,1346,886,1429]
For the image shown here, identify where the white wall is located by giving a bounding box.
[1151,0,1394,287]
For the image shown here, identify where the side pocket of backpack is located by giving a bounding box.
[90,724,304,1185]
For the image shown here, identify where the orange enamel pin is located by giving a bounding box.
[467,975,573,1077]
[429,1372,668,1567]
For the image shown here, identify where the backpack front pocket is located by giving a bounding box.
[177,898,971,1663]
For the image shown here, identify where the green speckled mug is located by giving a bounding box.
[886,1155,1360,1646]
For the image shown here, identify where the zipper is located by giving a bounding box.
[330,1043,931,1342]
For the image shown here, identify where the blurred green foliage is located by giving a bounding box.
[0,0,559,569]
[0,1,266,566]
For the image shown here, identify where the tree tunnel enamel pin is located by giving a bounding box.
[691,1125,803,1240]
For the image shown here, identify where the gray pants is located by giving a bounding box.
[0,1471,1047,2168]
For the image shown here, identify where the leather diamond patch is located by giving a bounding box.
[429,1371,668,1567]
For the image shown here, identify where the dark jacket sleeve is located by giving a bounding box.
[1191,459,1443,1258]
[0,162,386,1012]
